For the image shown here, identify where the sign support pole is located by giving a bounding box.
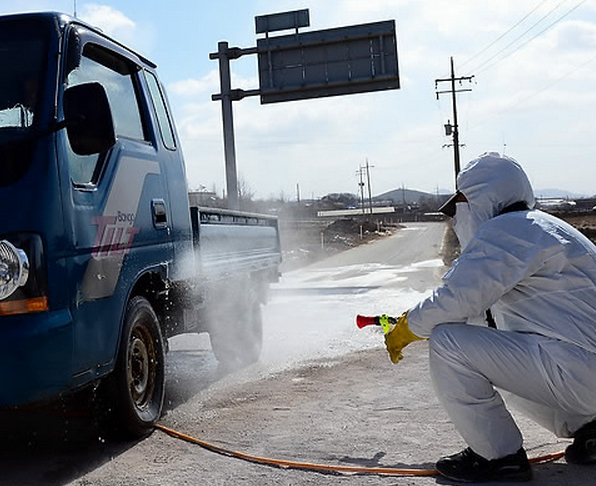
[211,44,259,210]
[215,42,239,210]
[210,11,400,210]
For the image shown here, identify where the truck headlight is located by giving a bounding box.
[0,240,29,300]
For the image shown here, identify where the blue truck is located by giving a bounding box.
[0,12,281,437]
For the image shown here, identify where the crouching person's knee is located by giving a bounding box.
[430,322,465,348]
[429,323,470,362]
[429,323,470,393]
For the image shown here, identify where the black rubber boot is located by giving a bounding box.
[566,420,596,465]
[436,447,532,483]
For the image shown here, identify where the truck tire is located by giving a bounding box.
[209,286,263,368]
[104,296,166,438]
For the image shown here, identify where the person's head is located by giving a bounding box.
[440,152,535,249]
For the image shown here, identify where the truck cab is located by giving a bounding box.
[0,12,280,437]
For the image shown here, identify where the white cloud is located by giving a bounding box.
[174,0,596,196]
[80,4,135,35]
[174,88,382,197]
[557,20,596,51]
[149,1,596,197]
[78,4,155,56]
[181,1,596,196]
[169,72,220,97]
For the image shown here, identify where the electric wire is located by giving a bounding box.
[499,51,596,111]
[466,0,571,75]
[450,0,593,159]
[459,0,551,71]
[463,50,596,141]
[466,0,569,71]
[472,0,590,76]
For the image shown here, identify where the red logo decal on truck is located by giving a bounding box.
[91,215,140,258]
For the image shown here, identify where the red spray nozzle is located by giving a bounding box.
[356,314,397,333]
[356,315,378,329]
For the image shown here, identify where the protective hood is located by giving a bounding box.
[457,152,535,230]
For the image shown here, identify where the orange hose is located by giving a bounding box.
[529,450,566,464]
[155,424,565,476]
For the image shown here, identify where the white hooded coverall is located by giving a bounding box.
[408,153,596,460]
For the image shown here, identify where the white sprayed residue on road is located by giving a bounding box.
[259,223,448,372]
[168,223,448,385]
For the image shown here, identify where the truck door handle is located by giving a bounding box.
[152,199,168,229]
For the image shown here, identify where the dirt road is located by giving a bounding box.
[72,347,584,486]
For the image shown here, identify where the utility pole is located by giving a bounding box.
[356,166,366,215]
[365,159,374,217]
[435,57,474,187]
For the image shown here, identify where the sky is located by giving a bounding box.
[2,0,596,200]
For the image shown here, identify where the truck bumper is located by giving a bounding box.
[0,309,74,406]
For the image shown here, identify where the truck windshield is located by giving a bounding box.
[0,17,50,186]
[0,24,47,131]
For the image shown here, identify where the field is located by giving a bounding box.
[278,218,400,271]
[279,211,596,272]
[557,211,596,244]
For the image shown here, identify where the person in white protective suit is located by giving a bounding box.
[383,152,596,483]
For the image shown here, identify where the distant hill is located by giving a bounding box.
[375,188,442,204]
[534,189,589,199]
[375,187,592,204]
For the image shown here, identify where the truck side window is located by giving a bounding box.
[66,43,145,184]
[144,70,176,150]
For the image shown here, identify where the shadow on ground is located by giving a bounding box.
[0,342,229,486]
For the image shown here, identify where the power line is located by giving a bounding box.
[466,0,568,74]
[472,0,589,76]
[482,51,596,121]
[458,50,596,158]
[466,0,572,75]
[452,0,595,151]
[459,0,551,71]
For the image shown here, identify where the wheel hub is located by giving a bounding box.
[129,335,150,405]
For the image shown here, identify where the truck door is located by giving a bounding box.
[60,28,173,376]
[142,69,194,281]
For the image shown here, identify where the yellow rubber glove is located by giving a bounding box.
[384,312,424,364]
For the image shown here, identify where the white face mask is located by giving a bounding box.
[453,202,478,250]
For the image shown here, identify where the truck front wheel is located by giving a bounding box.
[104,296,165,438]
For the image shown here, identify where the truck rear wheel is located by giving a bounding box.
[104,296,165,438]
[209,286,263,368]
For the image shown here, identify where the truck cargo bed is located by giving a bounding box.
[189,206,281,279]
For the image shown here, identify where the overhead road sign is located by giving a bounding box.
[255,9,310,35]
[210,10,401,209]
[257,20,400,104]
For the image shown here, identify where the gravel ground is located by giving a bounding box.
[65,344,584,486]
[3,217,596,485]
